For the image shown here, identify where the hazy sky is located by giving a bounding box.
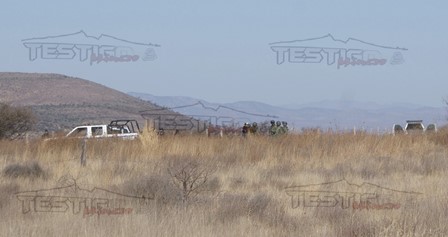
[1,0,447,107]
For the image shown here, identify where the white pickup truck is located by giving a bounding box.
[66,120,140,140]
[393,120,437,134]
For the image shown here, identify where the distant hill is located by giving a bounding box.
[0,72,174,131]
[129,92,447,132]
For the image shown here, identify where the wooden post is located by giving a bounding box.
[80,138,87,166]
[146,119,155,132]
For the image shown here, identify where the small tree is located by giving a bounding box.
[168,159,213,203]
[0,103,36,140]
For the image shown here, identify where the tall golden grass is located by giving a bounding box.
[1,130,448,236]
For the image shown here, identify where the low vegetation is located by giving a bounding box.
[0,103,36,140]
[0,130,447,236]
[2,161,47,179]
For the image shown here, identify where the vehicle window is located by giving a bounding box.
[108,126,122,134]
[92,126,104,136]
[393,125,404,133]
[407,123,423,130]
[427,124,436,131]
[67,127,87,137]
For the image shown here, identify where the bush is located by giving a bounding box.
[2,162,47,179]
[0,103,36,139]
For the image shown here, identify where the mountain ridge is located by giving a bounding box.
[0,72,171,131]
[129,92,446,132]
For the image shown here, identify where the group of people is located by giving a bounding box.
[241,120,289,136]
[269,120,288,136]
[241,122,258,137]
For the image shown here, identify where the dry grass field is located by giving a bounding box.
[1,130,448,236]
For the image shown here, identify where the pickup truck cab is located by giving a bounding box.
[66,120,140,140]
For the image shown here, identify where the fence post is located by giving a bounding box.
[80,138,87,166]
[146,119,155,133]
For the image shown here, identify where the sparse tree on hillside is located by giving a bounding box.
[0,103,36,140]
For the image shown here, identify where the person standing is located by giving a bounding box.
[269,120,277,136]
[250,122,258,134]
[242,122,250,137]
